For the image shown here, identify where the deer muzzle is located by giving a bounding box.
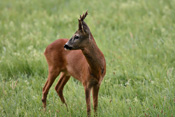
[64,44,72,50]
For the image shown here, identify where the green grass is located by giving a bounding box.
[0,0,175,116]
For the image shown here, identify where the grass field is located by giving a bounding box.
[0,0,175,116]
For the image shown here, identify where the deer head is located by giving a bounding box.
[64,11,91,50]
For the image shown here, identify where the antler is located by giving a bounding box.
[78,10,89,34]
[79,10,88,21]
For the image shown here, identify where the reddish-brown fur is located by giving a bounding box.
[42,11,106,116]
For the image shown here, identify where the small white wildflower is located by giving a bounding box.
[134,97,138,102]
[151,81,154,84]
[27,45,33,51]
[126,99,131,103]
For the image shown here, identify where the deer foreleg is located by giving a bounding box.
[92,84,100,115]
[84,87,91,117]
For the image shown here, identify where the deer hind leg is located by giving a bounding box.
[42,67,60,109]
[92,84,100,115]
[55,72,70,107]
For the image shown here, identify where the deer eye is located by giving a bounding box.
[74,36,79,39]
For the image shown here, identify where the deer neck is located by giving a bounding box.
[82,34,105,79]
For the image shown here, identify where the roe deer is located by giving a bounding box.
[42,11,106,116]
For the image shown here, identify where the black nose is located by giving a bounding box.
[64,44,72,50]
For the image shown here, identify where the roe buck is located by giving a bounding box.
[42,11,106,116]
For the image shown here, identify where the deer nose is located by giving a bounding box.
[64,44,72,50]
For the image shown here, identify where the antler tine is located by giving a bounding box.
[79,10,88,21]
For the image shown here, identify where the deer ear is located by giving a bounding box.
[82,22,90,34]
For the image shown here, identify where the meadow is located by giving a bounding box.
[0,0,175,116]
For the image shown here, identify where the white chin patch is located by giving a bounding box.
[64,48,71,51]
[64,48,68,50]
